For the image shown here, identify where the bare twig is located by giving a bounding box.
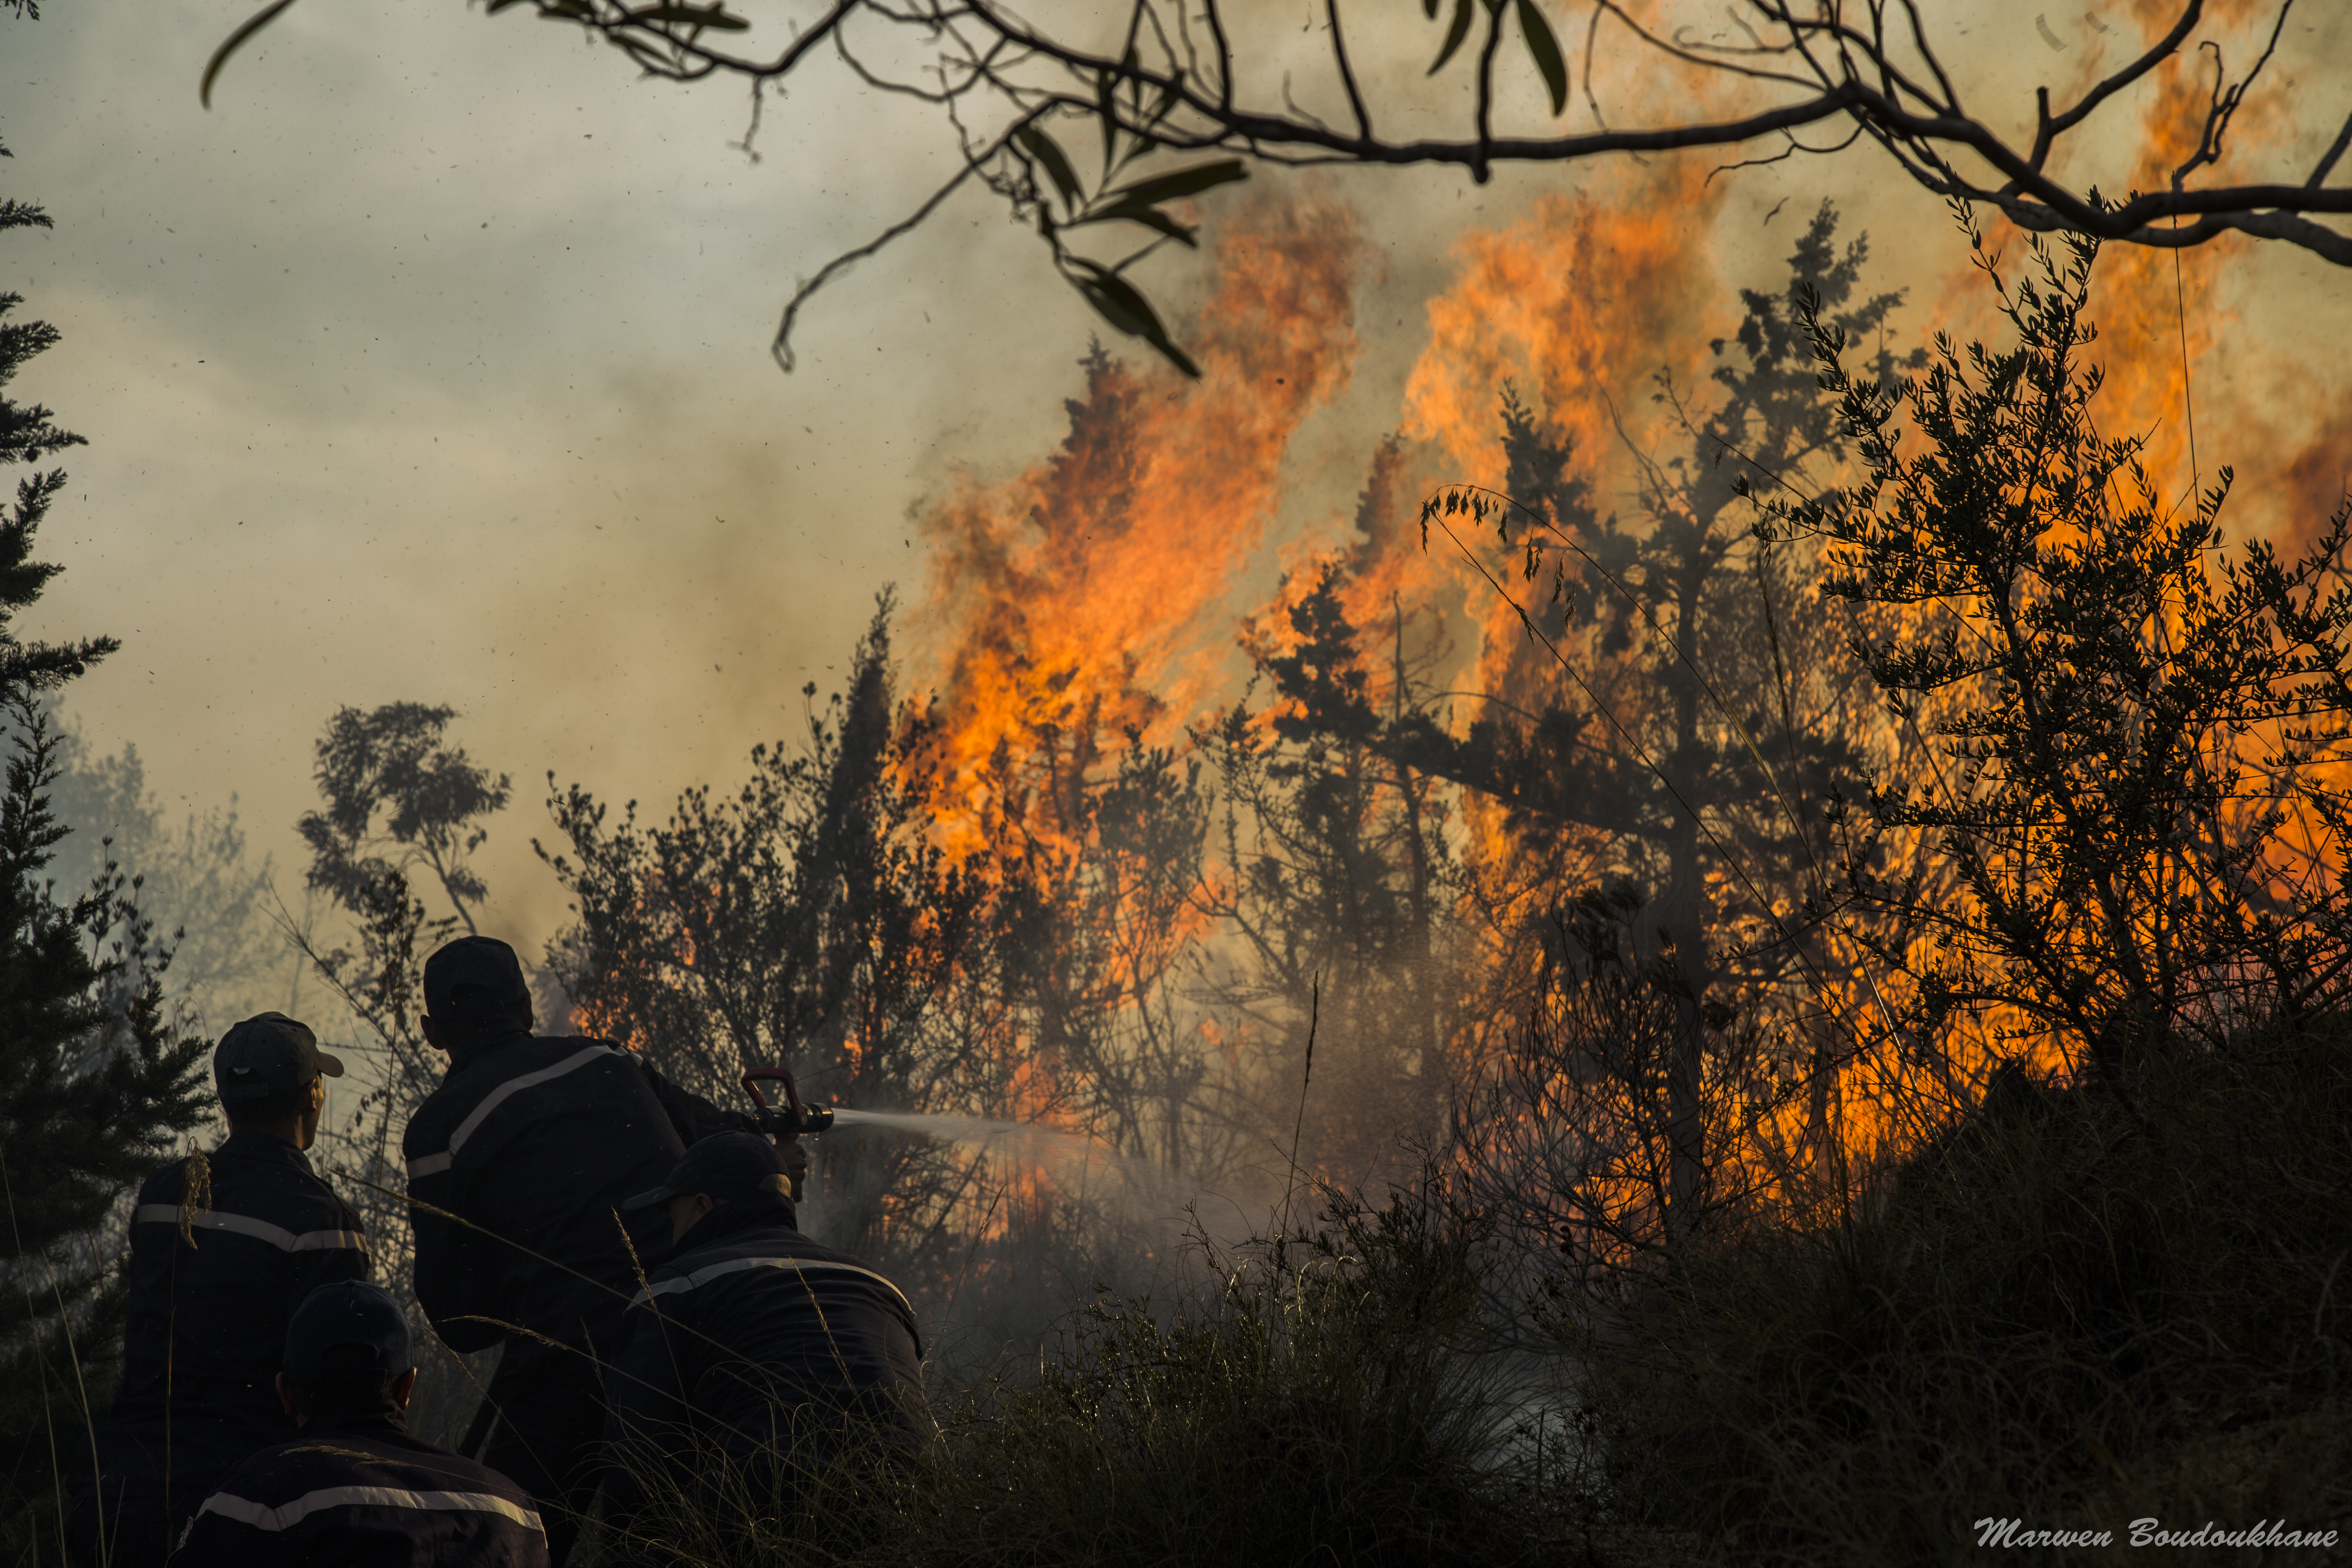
[1325,0,1369,142]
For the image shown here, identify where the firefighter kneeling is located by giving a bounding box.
[595,1133,929,1556]
[172,1282,548,1566]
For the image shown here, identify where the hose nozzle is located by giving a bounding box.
[740,1066,833,1137]
[753,1102,835,1136]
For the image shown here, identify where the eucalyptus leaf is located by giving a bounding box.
[1067,261,1201,377]
[1515,0,1568,115]
[1101,160,1246,209]
[1017,127,1086,209]
[1096,69,1120,173]
[630,3,751,28]
[1069,203,1199,247]
[1430,0,1474,75]
[1068,260,1157,330]
[1123,209,1201,247]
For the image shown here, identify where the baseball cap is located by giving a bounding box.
[423,935,532,1022]
[621,1131,795,1212]
[214,1013,344,1103]
[283,1281,414,1383]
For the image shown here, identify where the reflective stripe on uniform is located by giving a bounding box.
[196,1483,544,1535]
[628,1254,915,1319]
[132,1205,365,1253]
[404,1044,622,1181]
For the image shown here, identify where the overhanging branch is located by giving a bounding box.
[204,0,2352,367]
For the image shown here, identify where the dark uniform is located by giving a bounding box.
[171,1412,546,1567]
[599,1134,928,1551]
[172,1281,549,1568]
[402,938,754,1564]
[73,1017,365,1568]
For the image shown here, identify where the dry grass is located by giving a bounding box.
[587,1174,1604,1568]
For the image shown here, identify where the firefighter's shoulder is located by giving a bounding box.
[176,1426,547,1565]
[134,1135,364,1254]
[631,1224,917,1328]
[402,1033,642,1179]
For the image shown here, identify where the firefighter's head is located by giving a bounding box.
[624,1131,809,1242]
[277,1281,418,1429]
[214,1012,343,1151]
[421,935,535,1058]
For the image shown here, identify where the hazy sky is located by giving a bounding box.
[9,0,2350,1025]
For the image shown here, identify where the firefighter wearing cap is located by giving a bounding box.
[170,1281,550,1567]
[401,935,765,1566]
[596,1133,928,1556]
[69,1013,370,1568]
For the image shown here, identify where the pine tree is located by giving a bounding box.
[0,132,211,1557]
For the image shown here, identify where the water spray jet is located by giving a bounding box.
[740,1067,1173,1209]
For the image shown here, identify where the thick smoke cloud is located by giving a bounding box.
[6,0,2349,1036]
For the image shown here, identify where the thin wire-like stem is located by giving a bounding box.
[1276,976,1318,1241]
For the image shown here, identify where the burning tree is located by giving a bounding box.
[539,601,1005,1274]
[1259,207,1914,1263]
[534,240,1376,1318]
[1755,215,2352,1083]
[537,598,1235,1355]
[1198,669,1464,1195]
[967,723,1216,1174]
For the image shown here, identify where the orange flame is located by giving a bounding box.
[910,193,1363,861]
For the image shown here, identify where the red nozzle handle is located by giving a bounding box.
[741,1065,804,1114]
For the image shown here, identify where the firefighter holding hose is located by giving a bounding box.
[401,935,771,1566]
[595,1132,929,1559]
